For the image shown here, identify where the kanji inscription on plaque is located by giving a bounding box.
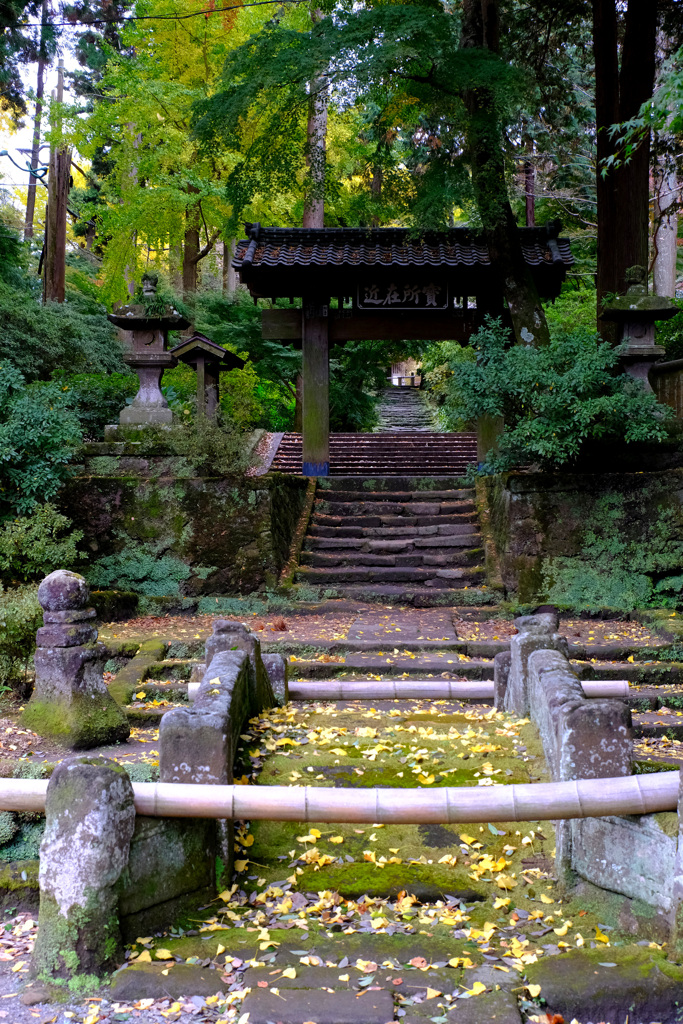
[357,281,449,310]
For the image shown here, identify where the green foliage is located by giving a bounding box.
[544,288,598,337]
[0,820,45,862]
[0,365,83,516]
[85,547,193,597]
[543,495,683,612]
[0,221,26,289]
[53,372,138,440]
[193,5,528,232]
[656,300,683,361]
[0,584,41,690]
[447,316,672,470]
[0,505,83,585]
[0,278,124,385]
[151,413,250,477]
[421,341,476,431]
[0,812,17,846]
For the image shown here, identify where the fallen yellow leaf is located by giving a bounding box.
[281,967,297,979]
[595,926,609,944]
[134,692,147,700]
[462,981,486,997]
[133,951,151,963]
[329,836,344,844]
[425,988,441,999]
[527,984,542,998]
[540,894,554,904]
[155,949,173,960]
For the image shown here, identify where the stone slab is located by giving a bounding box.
[401,989,521,1023]
[240,987,394,1024]
[525,947,683,1024]
[110,963,227,1000]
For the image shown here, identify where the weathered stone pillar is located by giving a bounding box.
[31,756,135,983]
[22,570,130,748]
[302,297,330,476]
[505,610,568,717]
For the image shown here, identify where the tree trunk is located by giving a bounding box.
[592,0,657,329]
[43,63,69,304]
[460,0,550,346]
[653,163,678,296]
[183,186,201,295]
[222,239,238,293]
[524,145,535,227]
[43,146,70,303]
[24,0,48,241]
[302,9,327,229]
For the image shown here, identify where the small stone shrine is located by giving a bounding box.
[108,273,190,427]
[21,570,130,748]
[170,331,245,417]
[601,265,679,391]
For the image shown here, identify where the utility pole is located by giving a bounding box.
[43,58,70,303]
[24,0,49,240]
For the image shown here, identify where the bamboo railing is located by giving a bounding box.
[188,680,629,701]
[1,771,676,823]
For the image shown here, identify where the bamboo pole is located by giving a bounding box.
[187,680,630,701]
[1,772,677,823]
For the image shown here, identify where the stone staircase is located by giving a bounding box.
[270,432,477,475]
[374,385,434,431]
[295,480,486,603]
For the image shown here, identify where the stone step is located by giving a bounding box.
[315,499,474,516]
[309,522,479,538]
[319,489,474,502]
[299,548,483,568]
[295,565,484,586]
[573,661,683,685]
[312,512,476,528]
[295,584,492,606]
[633,710,683,739]
[305,534,480,552]
[289,657,495,679]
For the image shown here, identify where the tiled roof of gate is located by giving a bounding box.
[233,224,574,271]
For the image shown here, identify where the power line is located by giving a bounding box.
[19,0,306,29]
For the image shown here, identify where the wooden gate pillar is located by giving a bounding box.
[302,298,330,476]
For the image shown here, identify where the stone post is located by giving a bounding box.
[504,610,568,717]
[31,756,135,983]
[22,570,130,748]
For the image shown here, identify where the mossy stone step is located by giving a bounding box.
[110,962,227,1000]
[524,946,683,1024]
[240,986,394,1024]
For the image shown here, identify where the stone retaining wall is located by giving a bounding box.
[479,463,683,605]
[60,443,309,596]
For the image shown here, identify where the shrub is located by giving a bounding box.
[0,505,83,585]
[0,365,83,515]
[85,547,193,597]
[446,316,672,470]
[0,278,125,384]
[53,372,138,440]
[0,585,41,693]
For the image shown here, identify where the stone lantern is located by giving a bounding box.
[601,266,679,392]
[107,273,190,427]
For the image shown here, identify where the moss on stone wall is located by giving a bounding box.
[60,451,310,596]
[482,468,683,610]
